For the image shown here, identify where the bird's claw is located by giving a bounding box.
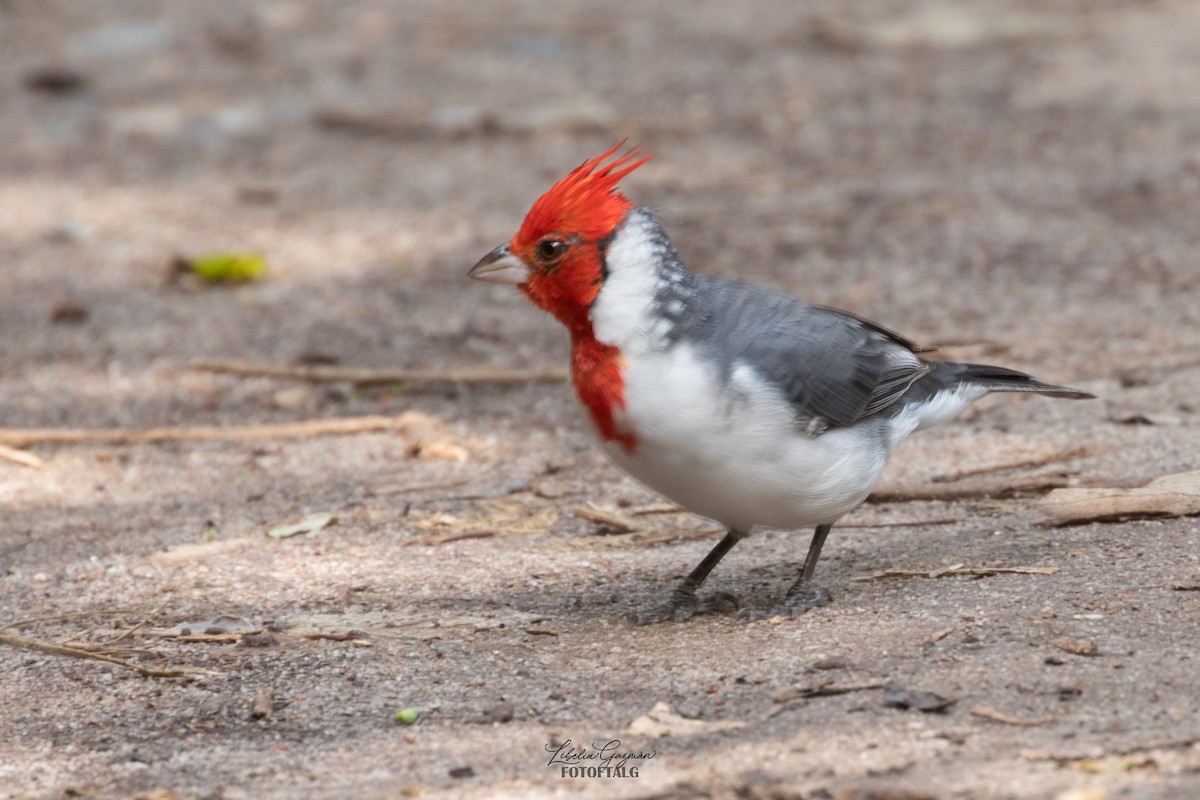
[738,587,832,621]
[632,588,739,625]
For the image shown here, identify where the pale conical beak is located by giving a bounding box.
[468,243,531,285]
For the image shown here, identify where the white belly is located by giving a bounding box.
[585,343,895,533]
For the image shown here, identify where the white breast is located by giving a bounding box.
[588,342,894,532]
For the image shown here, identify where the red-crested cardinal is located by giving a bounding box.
[469,144,1093,623]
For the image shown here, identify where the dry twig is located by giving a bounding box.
[401,529,496,547]
[837,517,960,529]
[369,478,471,496]
[630,529,720,547]
[628,503,684,516]
[868,475,1071,503]
[1040,470,1200,524]
[0,415,416,448]
[853,565,1060,582]
[1023,736,1200,765]
[767,681,886,718]
[189,358,566,385]
[0,610,137,632]
[922,626,957,645]
[0,631,216,678]
[301,632,373,646]
[0,444,43,468]
[970,705,1057,726]
[573,504,643,533]
[931,447,1090,483]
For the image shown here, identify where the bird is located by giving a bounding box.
[468,143,1094,623]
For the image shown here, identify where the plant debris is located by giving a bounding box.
[0,444,43,468]
[930,447,1090,483]
[882,682,956,713]
[0,631,216,678]
[267,513,338,539]
[1049,639,1099,657]
[627,702,746,738]
[1040,470,1200,523]
[189,358,566,385]
[969,705,1057,726]
[853,565,1060,582]
[573,504,643,533]
[181,252,268,284]
[772,681,884,703]
[0,415,432,447]
[250,686,274,720]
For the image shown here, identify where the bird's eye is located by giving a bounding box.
[536,238,566,264]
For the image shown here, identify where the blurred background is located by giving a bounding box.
[3,0,1198,430]
[4,4,1200,799]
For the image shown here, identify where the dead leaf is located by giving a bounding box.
[626,701,745,738]
[251,686,274,719]
[1050,639,1099,657]
[267,513,337,539]
[415,438,470,462]
[1040,470,1200,523]
[772,681,884,703]
[882,682,955,713]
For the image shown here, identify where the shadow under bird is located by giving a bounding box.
[469,145,1094,623]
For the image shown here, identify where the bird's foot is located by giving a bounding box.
[632,587,739,625]
[738,587,832,621]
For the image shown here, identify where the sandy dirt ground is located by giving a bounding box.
[2,2,1200,798]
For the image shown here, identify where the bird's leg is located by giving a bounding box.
[783,523,834,608]
[742,524,834,620]
[635,529,744,624]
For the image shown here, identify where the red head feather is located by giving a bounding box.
[514,142,651,250]
[507,143,650,455]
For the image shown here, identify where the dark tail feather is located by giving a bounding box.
[937,362,1095,399]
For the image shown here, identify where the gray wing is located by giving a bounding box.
[680,277,930,429]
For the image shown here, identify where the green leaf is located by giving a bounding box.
[190,252,267,283]
[394,707,420,725]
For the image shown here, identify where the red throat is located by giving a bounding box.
[571,335,637,455]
